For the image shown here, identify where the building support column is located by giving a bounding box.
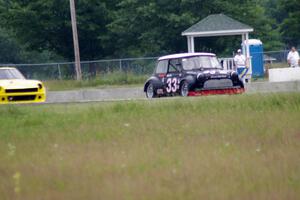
[187,36,195,53]
[245,32,252,81]
[245,33,250,59]
[191,36,195,53]
[187,36,191,53]
[241,34,246,56]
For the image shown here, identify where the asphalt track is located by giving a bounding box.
[43,81,300,104]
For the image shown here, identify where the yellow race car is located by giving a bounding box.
[0,67,46,104]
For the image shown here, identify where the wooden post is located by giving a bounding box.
[70,0,82,80]
[57,64,62,80]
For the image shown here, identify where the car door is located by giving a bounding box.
[165,58,181,94]
[153,59,168,95]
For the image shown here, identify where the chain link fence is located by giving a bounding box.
[0,50,296,80]
[0,57,158,80]
[262,50,291,69]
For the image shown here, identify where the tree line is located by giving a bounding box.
[0,0,299,63]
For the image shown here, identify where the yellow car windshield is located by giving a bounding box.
[0,68,25,80]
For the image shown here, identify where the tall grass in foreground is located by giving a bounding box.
[0,93,300,200]
[44,72,147,91]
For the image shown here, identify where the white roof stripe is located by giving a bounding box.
[158,53,216,61]
[0,67,16,70]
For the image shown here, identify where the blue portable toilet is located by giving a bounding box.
[243,39,264,77]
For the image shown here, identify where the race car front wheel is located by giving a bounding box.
[146,82,156,98]
[180,81,189,97]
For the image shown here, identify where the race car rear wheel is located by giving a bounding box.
[146,82,156,98]
[180,81,189,97]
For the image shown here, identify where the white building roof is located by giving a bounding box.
[182,14,253,37]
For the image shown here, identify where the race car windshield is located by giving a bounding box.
[0,69,25,80]
[182,56,222,70]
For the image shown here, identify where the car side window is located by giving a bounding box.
[155,60,168,74]
[168,65,178,73]
[168,59,180,73]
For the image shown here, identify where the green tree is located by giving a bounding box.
[0,28,63,64]
[108,0,283,56]
[0,0,286,61]
[279,0,300,46]
[0,0,116,60]
[0,28,22,63]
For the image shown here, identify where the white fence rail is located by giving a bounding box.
[219,58,236,71]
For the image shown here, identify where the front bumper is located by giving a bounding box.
[0,91,46,104]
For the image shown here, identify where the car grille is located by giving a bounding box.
[7,95,36,101]
[210,75,228,79]
[5,88,38,93]
[204,79,233,89]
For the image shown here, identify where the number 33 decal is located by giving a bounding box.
[166,78,178,93]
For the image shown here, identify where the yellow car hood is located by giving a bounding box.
[0,79,42,89]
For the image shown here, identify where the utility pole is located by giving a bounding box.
[70,0,82,80]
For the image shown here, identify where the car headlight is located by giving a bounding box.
[231,71,236,75]
[231,71,239,81]
[38,84,43,89]
[197,73,205,81]
[231,71,238,77]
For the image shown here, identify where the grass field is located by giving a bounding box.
[0,93,300,200]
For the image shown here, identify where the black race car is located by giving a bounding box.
[144,53,244,98]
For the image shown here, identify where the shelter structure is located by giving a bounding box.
[182,14,253,58]
[182,14,253,67]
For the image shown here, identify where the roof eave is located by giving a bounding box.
[182,29,254,37]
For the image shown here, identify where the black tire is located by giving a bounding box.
[145,82,156,98]
[180,81,189,97]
